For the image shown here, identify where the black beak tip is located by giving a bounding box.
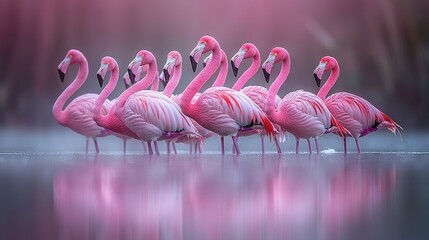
[190,56,197,72]
[58,69,65,82]
[97,74,104,88]
[202,61,207,68]
[313,73,321,88]
[123,77,130,89]
[127,68,136,84]
[262,68,270,83]
[231,61,238,77]
[163,69,171,83]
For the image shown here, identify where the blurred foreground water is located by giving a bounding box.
[1,129,429,239]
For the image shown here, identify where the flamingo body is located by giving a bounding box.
[58,93,111,138]
[276,90,330,140]
[122,91,199,141]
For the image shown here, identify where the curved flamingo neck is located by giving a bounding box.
[93,64,119,123]
[317,64,339,100]
[212,50,227,87]
[232,50,260,90]
[115,59,157,113]
[52,56,88,124]
[266,57,291,121]
[163,63,182,97]
[180,45,221,116]
[150,73,159,91]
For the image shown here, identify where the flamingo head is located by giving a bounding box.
[127,50,155,84]
[313,56,338,88]
[58,49,83,82]
[123,65,148,89]
[231,43,258,77]
[262,47,289,83]
[96,56,117,88]
[162,51,182,85]
[190,35,218,72]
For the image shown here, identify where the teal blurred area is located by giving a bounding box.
[0,0,428,129]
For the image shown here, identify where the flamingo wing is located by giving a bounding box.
[193,87,275,138]
[122,91,198,141]
[65,94,111,137]
[326,92,402,137]
[278,90,330,139]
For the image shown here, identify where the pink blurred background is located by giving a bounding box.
[1,0,428,129]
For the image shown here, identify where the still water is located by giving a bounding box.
[0,152,428,240]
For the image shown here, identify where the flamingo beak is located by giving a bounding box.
[313,62,326,88]
[96,63,108,88]
[262,54,275,83]
[202,53,212,68]
[231,49,245,77]
[162,57,176,83]
[123,72,131,89]
[159,71,167,89]
[127,56,142,84]
[190,43,205,72]
[57,57,71,82]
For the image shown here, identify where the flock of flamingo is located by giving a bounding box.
[53,35,402,155]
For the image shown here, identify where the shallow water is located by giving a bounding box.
[0,152,429,240]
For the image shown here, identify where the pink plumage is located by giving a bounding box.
[314,56,402,153]
[118,50,200,154]
[231,43,285,153]
[53,49,111,153]
[181,36,275,155]
[263,47,347,154]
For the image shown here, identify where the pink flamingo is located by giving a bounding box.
[181,36,275,155]
[161,51,204,154]
[231,43,284,154]
[53,49,111,153]
[313,56,402,153]
[262,48,349,154]
[117,50,200,155]
[164,50,229,153]
[94,57,151,153]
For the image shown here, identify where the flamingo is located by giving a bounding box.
[230,43,284,154]
[53,49,111,153]
[313,56,402,153]
[262,47,349,154]
[181,36,275,155]
[116,50,200,154]
[94,57,152,153]
[162,51,229,153]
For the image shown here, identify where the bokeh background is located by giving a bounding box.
[1,0,428,130]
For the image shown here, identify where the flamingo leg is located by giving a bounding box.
[355,138,361,154]
[232,136,241,155]
[315,139,320,154]
[167,141,171,154]
[172,142,177,155]
[295,140,299,154]
[343,137,347,154]
[194,142,198,154]
[154,141,160,155]
[92,137,100,154]
[197,141,202,153]
[142,141,148,153]
[260,135,265,154]
[221,137,225,155]
[146,141,153,155]
[123,139,127,154]
[189,143,193,154]
[85,137,89,154]
[274,137,282,154]
[307,139,312,154]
